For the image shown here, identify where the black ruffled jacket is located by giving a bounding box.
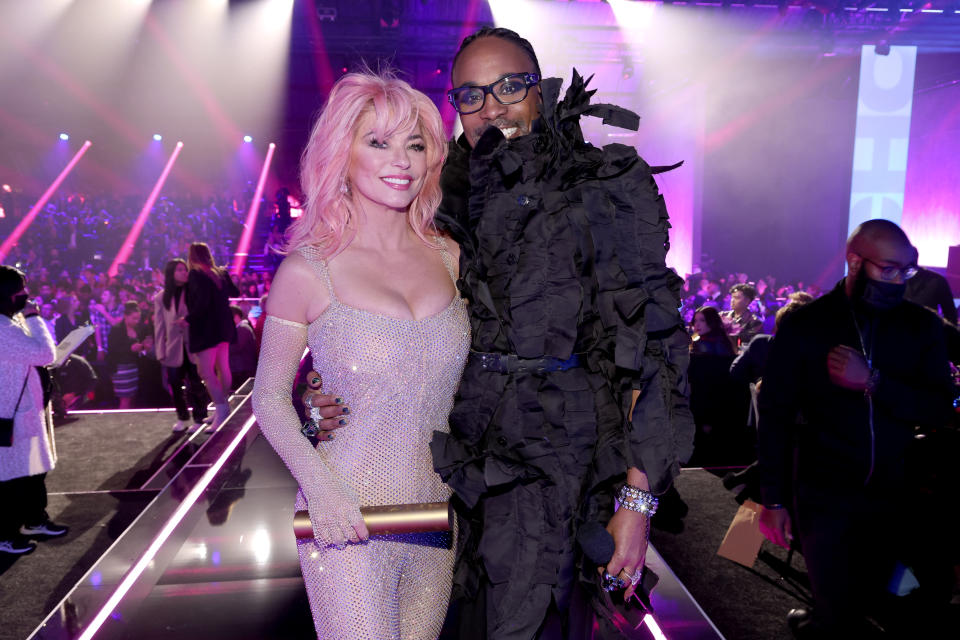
[430,72,695,633]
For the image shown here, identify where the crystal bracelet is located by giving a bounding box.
[616,484,659,516]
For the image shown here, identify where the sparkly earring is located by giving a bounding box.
[339,179,350,195]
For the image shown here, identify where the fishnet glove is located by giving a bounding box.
[251,315,366,546]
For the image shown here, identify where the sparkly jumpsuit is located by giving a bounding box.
[251,243,470,639]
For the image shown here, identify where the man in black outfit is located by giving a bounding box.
[757,220,955,637]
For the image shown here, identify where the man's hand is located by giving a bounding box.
[758,505,792,549]
[22,300,40,316]
[600,508,649,601]
[827,344,870,391]
[301,371,349,441]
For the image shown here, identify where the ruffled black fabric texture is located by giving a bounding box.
[431,71,695,637]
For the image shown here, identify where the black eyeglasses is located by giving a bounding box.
[447,72,540,115]
[860,255,919,281]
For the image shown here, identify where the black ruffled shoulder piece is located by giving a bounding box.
[434,136,474,254]
[541,70,641,150]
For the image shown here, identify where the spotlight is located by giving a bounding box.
[2,184,11,192]
[153,134,163,141]
[875,41,891,56]
[59,133,69,141]
[243,135,253,143]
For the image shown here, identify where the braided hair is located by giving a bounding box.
[451,27,541,81]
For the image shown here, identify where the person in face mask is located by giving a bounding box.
[755,219,956,637]
[0,266,68,556]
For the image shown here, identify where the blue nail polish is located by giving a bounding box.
[338,419,347,425]
[341,407,350,415]
[335,397,343,404]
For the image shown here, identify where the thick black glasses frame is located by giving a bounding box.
[447,73,540,115]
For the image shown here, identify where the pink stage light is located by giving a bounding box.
[0,140,92,263]
[231,143,277,277]
[75,413,258,640]
[302,0,336,92]
[642,614,669,640]
[108,142,184,277]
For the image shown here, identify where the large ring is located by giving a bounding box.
[629,569,642,586]
[304,395,314,408]
[310,407,321,423]
[602,572,625,592]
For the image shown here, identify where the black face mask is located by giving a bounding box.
[856,272,905,311]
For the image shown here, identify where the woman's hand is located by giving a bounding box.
[600,507,650,601]
[307,485,369,547]
[300,371,350,442]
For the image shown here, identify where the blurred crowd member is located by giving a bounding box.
[0,266,68,556]
[730,299,809,385]
[228,305,257,390]
[54,294,83,343]
[154,259,208,432]
[691,306,736,357]
[905,248,957,325]
[721,283,763,348]
[108,301,152,409]
[758,220,955,637]
[90,288,121,362]
[185,242,239,431]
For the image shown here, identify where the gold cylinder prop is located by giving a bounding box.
[294,502,451,539]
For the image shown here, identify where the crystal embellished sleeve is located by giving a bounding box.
[251,315,364,545]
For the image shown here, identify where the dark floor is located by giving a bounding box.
[0,410,210,640]
[650,469,810,640]
[6,408,948,640]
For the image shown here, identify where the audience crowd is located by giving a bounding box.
[0,190,276,418]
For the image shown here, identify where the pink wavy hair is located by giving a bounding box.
[285,70,447,257]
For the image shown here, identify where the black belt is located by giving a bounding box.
[470,351,583,374]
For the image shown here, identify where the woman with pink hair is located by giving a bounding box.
[251,71,469,638]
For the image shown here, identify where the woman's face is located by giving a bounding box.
[693,312,708,336]
[347,113,428,215]
[174,262,188,285]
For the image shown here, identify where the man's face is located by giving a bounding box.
[849,238,916,286]
[452,37,541,148]
[730,291,750,314]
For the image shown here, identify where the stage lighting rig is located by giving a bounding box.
[316,5,337,22]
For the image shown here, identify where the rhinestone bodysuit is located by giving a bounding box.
[252,240,469,640]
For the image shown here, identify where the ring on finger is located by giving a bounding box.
[304,394,313,408]
[310,407,321,423]
[624,568,642,586]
